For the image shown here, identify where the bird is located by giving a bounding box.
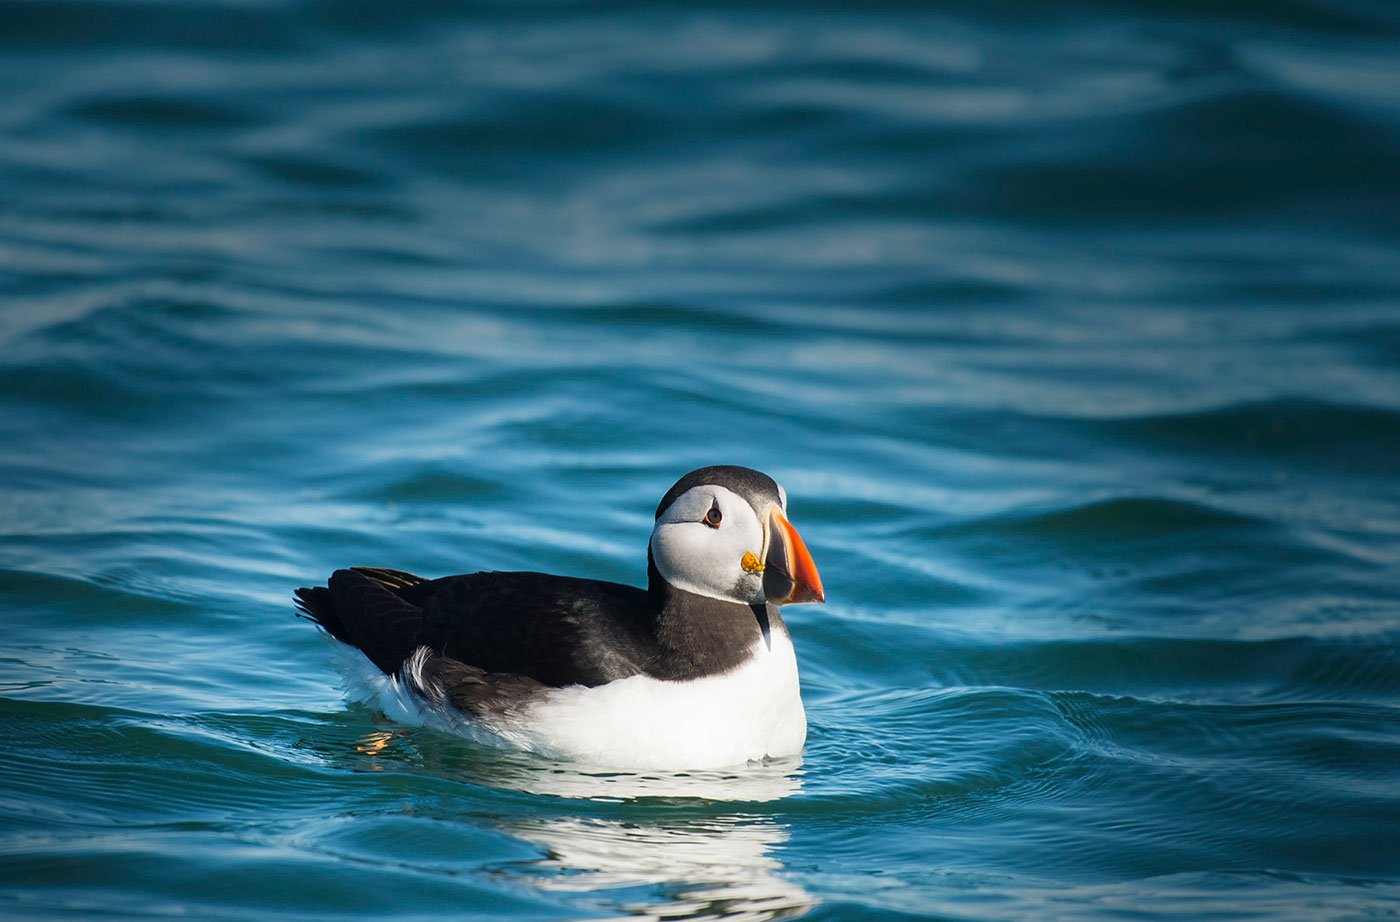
[294,465,825,770]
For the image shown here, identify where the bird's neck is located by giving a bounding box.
[645,553,777,680]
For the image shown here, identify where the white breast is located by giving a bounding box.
[507,630,807,770]
[336,630,807,771]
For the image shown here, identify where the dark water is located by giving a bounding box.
[3,1,1400,919]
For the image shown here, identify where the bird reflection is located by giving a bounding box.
[491,756,806,802]
[347,730,814,921]
[494,757,814,921]
[504,812,813,922]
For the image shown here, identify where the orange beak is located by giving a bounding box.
[762,506,825,605]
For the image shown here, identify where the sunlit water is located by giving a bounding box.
[3,2,1400,920]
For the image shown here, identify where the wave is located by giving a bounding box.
[1095,397,1400,474]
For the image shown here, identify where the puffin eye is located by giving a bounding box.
[704,503,722,528]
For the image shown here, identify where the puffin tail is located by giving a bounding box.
[295,569,432,675]
[294,585,352,644]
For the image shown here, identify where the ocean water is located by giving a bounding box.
[3,1,1400,919]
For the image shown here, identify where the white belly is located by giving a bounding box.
[507,631,806,770]
[339,631,807,771]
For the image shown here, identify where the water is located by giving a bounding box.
[3,1,1400,919]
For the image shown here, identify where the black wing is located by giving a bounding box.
[295,567,657,687]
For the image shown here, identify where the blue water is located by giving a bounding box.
[3,1,1400,919]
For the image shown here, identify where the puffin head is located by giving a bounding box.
[649,465,825,607]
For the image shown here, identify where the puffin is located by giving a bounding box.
[294,465,825,770]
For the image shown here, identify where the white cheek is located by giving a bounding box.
[651,520,764,604]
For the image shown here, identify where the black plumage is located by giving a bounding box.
[296,564,776,676]
[294,466,801,722]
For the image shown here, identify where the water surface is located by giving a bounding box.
[3,1,1400,920]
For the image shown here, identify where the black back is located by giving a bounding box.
[295,564,778,689]
[298,567,656,686]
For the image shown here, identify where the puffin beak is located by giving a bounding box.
[762,505,825,605]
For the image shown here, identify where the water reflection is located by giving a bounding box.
[349,730,815,920]
[493,759,813,920]
[505,813,813,922]
[490,756,807,803]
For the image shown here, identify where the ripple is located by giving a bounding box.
[241,154,389,191]
[972,88,1400,221]
[0,1,304,52]
[939,496,1263,542]
[66,96,257,132]
[352,466,513,505]
[1099,397,1400,475]
[369,95,667,178]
